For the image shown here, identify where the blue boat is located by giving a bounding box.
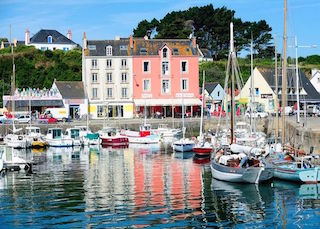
[172,138,195,152]
[270,158,320,183]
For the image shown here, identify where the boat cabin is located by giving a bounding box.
[47,128,63,139]
[26,127,41,136]
[66,128,80,139]
[139,124,151,137]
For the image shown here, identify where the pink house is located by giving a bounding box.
[131,36,201,117]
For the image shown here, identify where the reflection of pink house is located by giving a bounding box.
[131,36,201,117]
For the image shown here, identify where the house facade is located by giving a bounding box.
[132,37,201,117]
[310,69,320,93]
[204,82,224,110]
[25,29,77,51]
[238,67,320,113]
[83,35,134,119]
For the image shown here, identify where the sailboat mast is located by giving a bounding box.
[181,72,185,140]
[230,22,235,144]
[295,36,300,124]
[10,25,16,130]
[250,35,254,134]
[82,34,89,130]
[281,0,287,144]
[199,70,205,138]
[275,34,279,143]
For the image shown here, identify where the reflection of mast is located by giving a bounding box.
[281,0,287,144]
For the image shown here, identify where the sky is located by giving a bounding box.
[0,0,319,57]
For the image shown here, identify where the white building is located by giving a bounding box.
[310,69,320,93]
[82,34,133,119]
[25,28,77,51]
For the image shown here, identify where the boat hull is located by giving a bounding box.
[101,137,129,146]
[47,139,73,147]
[274,166,320,183]
[210,160,273,184]
[173,143,194,152]
[192,147,213,155]
[127,135,159,144]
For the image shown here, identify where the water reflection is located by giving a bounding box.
[0,147,319,228]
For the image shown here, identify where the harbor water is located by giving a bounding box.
[0,145,319,228]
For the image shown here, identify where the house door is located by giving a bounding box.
[69,105,80,119]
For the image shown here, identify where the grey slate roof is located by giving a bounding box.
[87,39,130,56]
[259,68,320,102]
[5,100,63,108]
[30,29,76,45]
[55,81,85,99]
[205,82,219,94]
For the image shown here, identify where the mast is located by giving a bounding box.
[10,25,16,131]
[82,34,89,130]
[250,35,255,134]
[230,22,235,144]
[199,70,205,139]
[275,34,279,143]
[295,36,300,124]
[281,0,287,144]
[181,71,185,140]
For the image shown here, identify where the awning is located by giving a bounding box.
[5,99,64,108]
[134,98,202,106]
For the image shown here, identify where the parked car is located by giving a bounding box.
[38,114,58,124]
[245,110,269,119]
[16,115,31,124]
[306,105,320,117]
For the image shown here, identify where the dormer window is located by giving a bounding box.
[48,36,52,43]
[163,48,168,58]
[106,45,112,56]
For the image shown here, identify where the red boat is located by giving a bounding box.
[99,127,129,147]
[192,142,213,155]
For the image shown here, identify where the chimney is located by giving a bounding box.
[115,35,120,40]
[67,29,72,40]
[144,35,148,40]
[129,35,133,49]
[192,36,196,48]
[82,32,87,49]
[14,38,17,47]
[1,41,4,49]
[25,28,30,45]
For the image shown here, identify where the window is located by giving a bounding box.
[163,48,168,58]
[106,73,112,83]
[88,45,96,50]
[40,47,47,51]
[121,88,128,98]
[92,88,98,99]
[107,88,113,98]
[120,45,128,51]
[143,61,150,72]
[181,61,187,72]
[173,48,179,55]
[97,105,104,117]
[63,47,69,52]
[121,73,127,83]
[143,79,151,91]
[92,73,98,83]
[92,59,97,68]
[121,59,127,68]
[140,48,147,55]
[217,91,220,97]
[162,80,170,93]
[106,59,112,68]
[162,61,169,75]
[47,36,52,43]
[106,45,112,56]
[255,88,259,96]
[181,79,188,91]
[318,77,320,83]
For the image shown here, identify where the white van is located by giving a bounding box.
[44,108,69,121]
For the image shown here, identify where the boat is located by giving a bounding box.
[75,126,100,146]
[65,128,81,146]
[25,126,48,149]
[211,144,273,184]
[0,145,32,172]
[172,71,194,152]
[192,70,213,155]
[121,124,160,144]
[45,128,73,147]
[210,23,273,184]
[99,127,129,147]
[151,124,182,139]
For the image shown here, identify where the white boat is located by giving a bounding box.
[172,138,195,152]
[25,126,48,148]
[65,128,81,146]
[45,128,73,147]
[75,126,100,146]
[121,124,160,144]
[99,127,129,147]
[151,124,182,138]
[5,133,31,149]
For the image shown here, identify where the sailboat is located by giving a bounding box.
[4,26,31,149]
[210,22,273,184]
[266,0,320,183]
[172,73,195,152]
[192,70,213,155]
